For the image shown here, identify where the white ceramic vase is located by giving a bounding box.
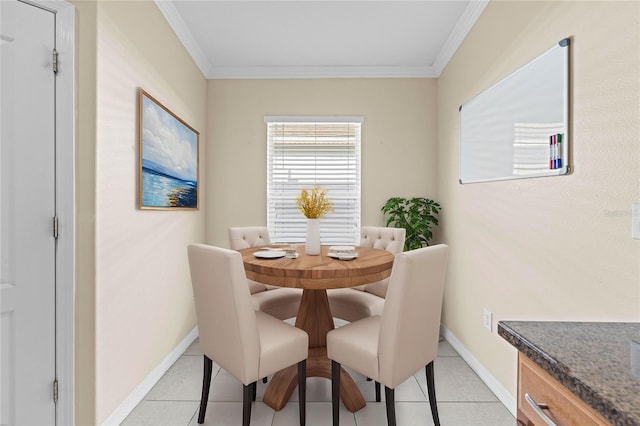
[305,218,321,255]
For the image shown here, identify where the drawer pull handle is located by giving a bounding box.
[525,393,558,426]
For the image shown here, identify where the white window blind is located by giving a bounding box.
[266,116,362,246]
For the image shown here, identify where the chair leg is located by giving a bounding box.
[252,381,257,402]
[375,381,381,402]
[298,360,307,426]
[197,355,213,424]
[384,387,396,426]
[425,361,440,426]
[242,382,255,426]
[331,360,341,426]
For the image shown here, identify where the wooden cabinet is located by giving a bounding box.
[517,354,611,426]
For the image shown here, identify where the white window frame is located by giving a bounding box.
[265,116,362,246]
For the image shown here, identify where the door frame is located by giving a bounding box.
[20,1,75,424]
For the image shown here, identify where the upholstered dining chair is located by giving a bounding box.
[187,244,309,426]
[327,244,449,426]
[327,226,405,322]
[229,227,302,321]
[228,226,273,294]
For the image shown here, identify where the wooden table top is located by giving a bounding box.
[240,245,394,290]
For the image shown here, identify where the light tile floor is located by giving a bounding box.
[122,332,515,426]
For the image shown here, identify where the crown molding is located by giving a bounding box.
[154,0,214,78]
[208,65,438,79]
[432,0,489,76]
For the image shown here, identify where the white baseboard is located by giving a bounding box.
[102,326,199,426]
[440,325,517,417]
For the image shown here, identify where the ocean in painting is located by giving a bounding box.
[141,160,197,208]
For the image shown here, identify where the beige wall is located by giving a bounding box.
[206,79,438,246]
[71,1,207,423]
[437,0,640,401]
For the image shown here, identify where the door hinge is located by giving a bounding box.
[52,48,58,74]
[53,379,59,404]
[53,216,59,239]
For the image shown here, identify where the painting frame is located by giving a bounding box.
[138,88,199,210]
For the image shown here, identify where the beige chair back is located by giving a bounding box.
[229,226,272,250]
[187,243,260,384]
[378,244,448,388]
[228,227,272,293]
[357,226,406,296]
[360,226,405,254]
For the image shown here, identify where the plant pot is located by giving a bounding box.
[305,219,321,255]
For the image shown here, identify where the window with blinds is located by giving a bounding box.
[265,117,362,246]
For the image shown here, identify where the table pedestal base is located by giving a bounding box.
[262,289,367,412]
[263,347,366,412]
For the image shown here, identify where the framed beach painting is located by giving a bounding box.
[138,89,199,210]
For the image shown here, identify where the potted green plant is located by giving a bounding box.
[381,197,441,251]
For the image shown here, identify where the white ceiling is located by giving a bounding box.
[155,0,488,79]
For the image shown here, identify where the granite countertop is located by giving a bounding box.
[498,321,640,426]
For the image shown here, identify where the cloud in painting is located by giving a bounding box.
[141,96,197,182]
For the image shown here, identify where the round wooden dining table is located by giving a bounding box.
[239,245,394,413]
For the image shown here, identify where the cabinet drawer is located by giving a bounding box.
[518,354,610,426]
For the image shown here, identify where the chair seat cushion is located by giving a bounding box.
[251,288,302,320]
[327,288,385,322]
[327,315,381,381]
[363,278,389,298]
[248,279,268,294]
[255,311,308,380]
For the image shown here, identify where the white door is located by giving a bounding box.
[1,1,57,425]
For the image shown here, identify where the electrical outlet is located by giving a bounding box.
[483,308,492,331]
